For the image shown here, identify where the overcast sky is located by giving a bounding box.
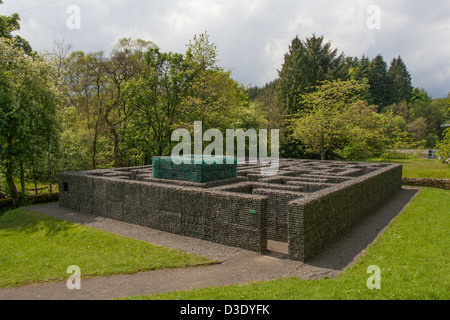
[2,0,450,98]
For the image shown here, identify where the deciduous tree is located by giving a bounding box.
[0,39,61,203]
[289,80,370,160]
[0,1,32,54]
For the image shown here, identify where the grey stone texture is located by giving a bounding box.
[402,177,450,190]
[59,159,402,261]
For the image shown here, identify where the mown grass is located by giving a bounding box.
[123,188,450,300]
[360,158,450,179]
[0,208,214,288]
[398,159,450,179]
[0,178,58,197]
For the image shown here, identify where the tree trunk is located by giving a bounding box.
[48,142,53,194]
[92,131,98,170]
[33,163,38,196]
[6,161,19,206]
[320,136,326,161]
[20,160,25,198]
[113,131,122,168]
[5,133,19,205]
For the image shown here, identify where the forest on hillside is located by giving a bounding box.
[1,6,449,204]
[248,35,450,160]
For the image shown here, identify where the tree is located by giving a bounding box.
[408,117,428,142]
[349,55,371,83]
[384,102,409,122]
[338,102,385,160]
[347,55,373,103]
[409,98,449,147]
[180,69,249,131]
[125,47,192,160]
[182,33,249,129]
[436,128,450,163]
[0,1,32,54]
[101,38,154,167]
[0,38,61,203]
[410,87,431,106]
[185,31,219,72]
[368,54,391,110]
[289,80,371,160]
[60,50,109,170]
[250,80,286,131]
[382,110,424,162]
[278,35,348,114]
[388,56,413,104]
[180,32,251,141]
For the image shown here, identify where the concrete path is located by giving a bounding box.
[0,188,420,300]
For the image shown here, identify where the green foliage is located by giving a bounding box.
[410,88,432,106]
[185,31,219,72]
[179,69,250,131]
[368,54,391,109]
[0,38,61,202]
[277,35,350,158]
[0,3,32,55]
[348,55,371,82]
[338,102,385,160]
[122,32,253,163]
[289,80,375,160]
[1,24,446,198]
[181,33,252,133]
[436,128,450,163]
[382,110,425,161]
[409,97,449,147]
[247,80,285,131]
[278,35,349,114]
[125,47,192,159]
[388,56,413,104]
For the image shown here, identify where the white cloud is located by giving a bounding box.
[2,0,449,97]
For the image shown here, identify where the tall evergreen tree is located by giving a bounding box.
[278,35,348,114]
[353,56,371,82]
[348,55,372,103]
[388,56,413,104]
[368,54,391,110]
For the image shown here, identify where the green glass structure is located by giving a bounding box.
[152,156,238,183]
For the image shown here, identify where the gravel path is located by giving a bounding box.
[0,188,419,300]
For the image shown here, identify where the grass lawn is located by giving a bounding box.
[397,159,450,179]
[0,178,59,198]
[123,188,450,300]
[360,158,450,179]
[0,208,214,288]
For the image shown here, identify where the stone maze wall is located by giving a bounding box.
[59,159,402,261]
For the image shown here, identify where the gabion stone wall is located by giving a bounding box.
[402,178,450,190]
[59,159,402,261]
[287,165,403,261]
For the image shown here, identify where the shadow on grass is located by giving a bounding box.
[0,208,76,237]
